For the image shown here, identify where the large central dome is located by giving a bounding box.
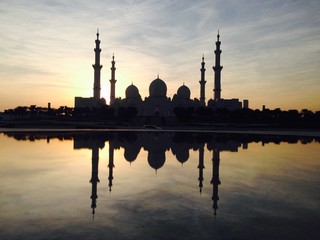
[149,77,167,97]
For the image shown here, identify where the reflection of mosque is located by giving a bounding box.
[5,131,318,217]
[73,132,243,217]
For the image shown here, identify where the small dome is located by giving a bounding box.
[207,99,214,107]
[149,77,167,97]
[100,97,106,105]
[177,84,191,99]
[125,84,140,98]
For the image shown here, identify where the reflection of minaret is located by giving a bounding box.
[93,29,103,99]
[90,146,100,217]
[210,149,221,215]
[199,55,206,106]
[198,144,205,193]
[108,141,115,192]
[213,31,223,100]
[109,54,117,105]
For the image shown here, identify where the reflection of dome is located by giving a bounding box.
[177,85,191,99]
[126,84,140,98]
[124,146,141,163]
[149,77,167,97]
[148,151,165,170]
[176,150,189,164]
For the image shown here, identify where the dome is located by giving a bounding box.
[100,97,107,105]
[125,84,140,98]
[177,84,191,99]
[207,99,214,107]
[149,77,167,97]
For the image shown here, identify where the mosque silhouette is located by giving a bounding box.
[75,30,249,116]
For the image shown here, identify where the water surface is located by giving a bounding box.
[0,131,319,240]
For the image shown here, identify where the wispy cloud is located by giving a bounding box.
[0,0,319,110]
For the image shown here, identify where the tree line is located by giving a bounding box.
[1,105,319,128]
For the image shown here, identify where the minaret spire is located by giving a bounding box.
[199,54,206,106]
[213,31,223,100]
[109,54,117,105]
[93,30,103,99]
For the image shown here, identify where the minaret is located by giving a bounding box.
[93,29,103,99]
[109,54,117,105]
[213,31,223,100]
[199,55,206,106]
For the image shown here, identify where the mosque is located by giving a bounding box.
[74,30,248,116]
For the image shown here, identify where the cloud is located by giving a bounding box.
[0,0,319,110]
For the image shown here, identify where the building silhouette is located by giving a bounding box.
[74,30,248,114]
[199,55,206,107]
[207,32,245,110]
[75,30,106,108]
[109,54,116,105]
[93,29,102,99]
[213,31,222,101]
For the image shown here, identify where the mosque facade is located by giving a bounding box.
[75,31,248,116]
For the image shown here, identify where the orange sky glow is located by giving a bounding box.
[0,0,319,111]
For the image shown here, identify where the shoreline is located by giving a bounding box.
[1,120,320,137]
[1,127,320,138]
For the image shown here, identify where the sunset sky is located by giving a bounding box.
[0,0,319,111]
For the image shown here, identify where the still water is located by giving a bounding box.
[0,130,319,240]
